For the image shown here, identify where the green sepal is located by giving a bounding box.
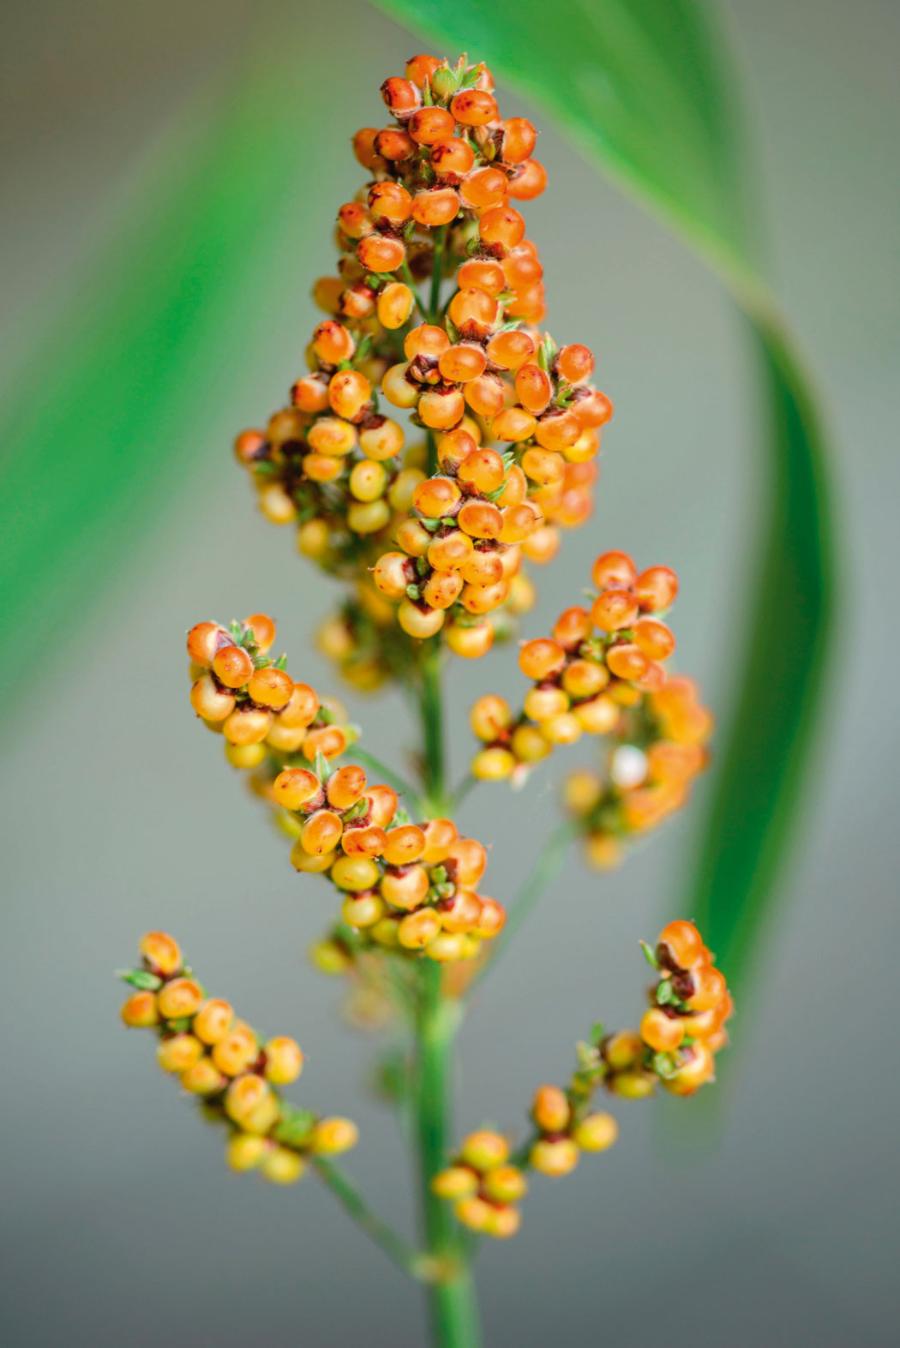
[589,1020,605,1045]
[274,1105,317,1149]
[117,968,163,992]
[655,978,675,1005]
[575,1040,601,1071]
[537,333,557,371]
[354,333,374,363]
[640,940,660,969]
[651,1051,678,1080]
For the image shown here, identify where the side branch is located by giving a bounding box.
[312,1156,426,1280]
[345,744,421,805]
[470,818,579,993]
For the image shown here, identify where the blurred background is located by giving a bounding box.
[2,0,898,1344]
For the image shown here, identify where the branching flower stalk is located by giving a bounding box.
[117,52,733,1348]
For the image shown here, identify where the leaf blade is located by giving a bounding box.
[0,62,329,708]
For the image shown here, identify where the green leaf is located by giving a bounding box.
[0,56,334,716]
[375,0,836,1001]
[689,325,834,981]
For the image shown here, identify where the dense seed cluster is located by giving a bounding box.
[468,548,712,865]
[431,1129,527,1239]
[233,53,612,668]
[234,389,424,582]
[119,932,357,1185]
[431,1088,617,1238]
[187,613,506,963]
[527,1085,619,1177]
[469,550,681,776]
[595,920,733,1099]
[562,673,713,868]
[638,919,733,1092]
[433,919,731,1236]
[277,764,506,963]
[187,613,352,770]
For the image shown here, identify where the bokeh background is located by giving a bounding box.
[2,0,899,1344]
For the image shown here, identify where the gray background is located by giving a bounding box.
[2,0,899,1344]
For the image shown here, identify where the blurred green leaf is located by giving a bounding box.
[0,61,329,709]
[375,0,836,991]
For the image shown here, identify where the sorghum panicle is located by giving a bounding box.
[118,51,731,1264]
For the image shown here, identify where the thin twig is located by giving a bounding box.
[428,226,447,320]
[418,638,448,812]
[312,1156,425,1279]
[346,745,420,804]
[400,262,428,318]
[469,818,579,994]
[449,773,477,812]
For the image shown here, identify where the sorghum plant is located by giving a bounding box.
[118,52,731,1347]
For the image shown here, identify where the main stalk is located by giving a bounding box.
[414,646,481,1347]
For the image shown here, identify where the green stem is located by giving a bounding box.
[346,745,420,805]
[312,1156,424,1279]
[426,425,439,478]
[410,629,481,1346]
[469,818,579,995]
[414,962,481,1347]
[400,262,428,318]
[428,226,447,321]
[418,637,447,812]
[449,772,477,812]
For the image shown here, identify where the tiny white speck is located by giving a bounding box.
[610,745,647,789]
